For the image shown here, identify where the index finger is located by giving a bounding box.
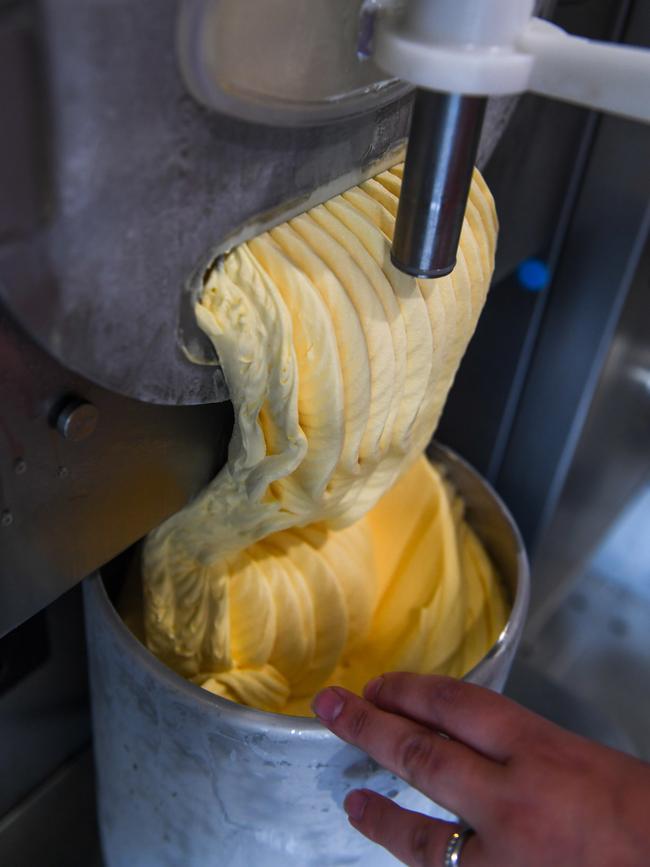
[312,686,503,826]
[363,673,543,762]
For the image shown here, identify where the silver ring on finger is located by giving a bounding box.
[443,827,475,867]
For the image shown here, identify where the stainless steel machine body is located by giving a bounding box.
[0,0,520,411]
[83,445,528,867]
[0,0,517,639]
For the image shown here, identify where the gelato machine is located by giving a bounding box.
[0,0,648,864]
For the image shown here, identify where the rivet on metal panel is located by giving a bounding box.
[1,510,13,527]
[54,398,99,442]
[13,459,27,475]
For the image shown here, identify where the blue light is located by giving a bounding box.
[517,258,550,292]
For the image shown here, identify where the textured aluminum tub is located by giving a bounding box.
[83,443,529,866]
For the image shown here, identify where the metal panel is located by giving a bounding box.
[0,0,410,406]
[0,749,102,867]
[0,308,232,636]
[0,0,520,406]
[496,122,649,551]
[524,232,650,626]
[0,587,90,816]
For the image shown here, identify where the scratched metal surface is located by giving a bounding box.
[0,0,518,406]
[0,306,232,637]
[0,0,410,406]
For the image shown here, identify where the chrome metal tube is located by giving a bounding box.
[392,90,487,278]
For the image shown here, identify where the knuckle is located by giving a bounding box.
[345,705,371,741]
[360,796,384,842]
[409,822,431,864]
[385,671,409,695]
[408,819,443,866]
[399,733,446,781]
[504,727,529,757]
[431,676,463,712]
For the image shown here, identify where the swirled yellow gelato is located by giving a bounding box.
[141,164,508,715]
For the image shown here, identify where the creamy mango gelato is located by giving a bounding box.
[141,164,508,715]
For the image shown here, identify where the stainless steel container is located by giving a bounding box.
[83,443,529,867]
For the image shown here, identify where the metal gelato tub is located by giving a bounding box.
[83,443,529,866]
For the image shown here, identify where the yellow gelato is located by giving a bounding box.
[141,164,508,715]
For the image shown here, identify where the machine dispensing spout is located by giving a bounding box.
[391,89,486,278]
[374,0,650,279]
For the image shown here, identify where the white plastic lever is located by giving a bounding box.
[374,0,650,123]
[521,19,650,123]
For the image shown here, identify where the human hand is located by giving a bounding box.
[312,673,650,867]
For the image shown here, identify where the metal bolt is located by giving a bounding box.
[13,459,27,475]
[57,466,69,479]
[55,398,98,442]
[1,510,13,527]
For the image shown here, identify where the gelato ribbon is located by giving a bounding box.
[141,164,508,714]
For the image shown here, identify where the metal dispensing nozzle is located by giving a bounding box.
[376,0,650,278]
[391,89,486,278]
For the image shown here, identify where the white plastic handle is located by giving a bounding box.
[375,0,650,124]
[520,19,650,124]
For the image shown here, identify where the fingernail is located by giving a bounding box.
[363,676,384,703]
[344,789,368,822]
[312,688,344,723]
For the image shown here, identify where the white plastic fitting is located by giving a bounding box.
[375,0,650,123]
